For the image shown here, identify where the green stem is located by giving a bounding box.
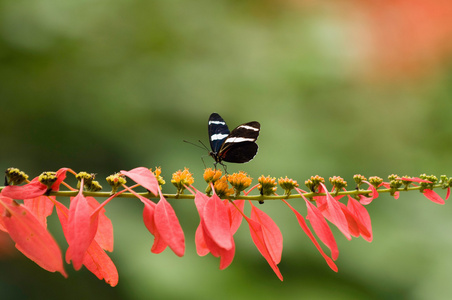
[0,183,445,201]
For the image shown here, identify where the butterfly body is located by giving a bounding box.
[208,113,260,168]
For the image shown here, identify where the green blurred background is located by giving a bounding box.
[1,0,452,299]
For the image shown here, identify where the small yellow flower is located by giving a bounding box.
[39,171,58,188]
[213,176,234,198]
[5,167,29,185]
[305,175,325,192]
[203,168,222,183]
[258,175,277,196]
[278,176,299,195]
[153,167,166,186]
[171,168,194,194]
[106,173,126,194]
[228,171,252,196]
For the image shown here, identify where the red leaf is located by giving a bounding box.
[397,177,432,183]
[228,199,244,235]
[194,190,235,268]
[23,195,55,228]
[67,184,99,270]
[338,202,360,238]
[0,196,67,277]
[55,201,118,286]
[201,222,235,269]
[250,204,283,265]
[82,239,119,287]
[194,191,210,256]
[202,194,233,251]
[317,184,351,240]
[120,167,159,196]
[423,189,445,205]
[347,196,372,242]
[195,225,210,256]
[359,181,379,205]
[121,184,168,254]
[154,195,185,257]
[86,197,114,252]
[282,199,338,272]
[381,182,399,199]
[304,199,339,260]
[447,187,450,200]
[246,215,283,281]
[1,179,48,200]
[51,167,73,191]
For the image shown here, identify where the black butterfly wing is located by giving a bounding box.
[208,113,230,153]
[218,121,260,163]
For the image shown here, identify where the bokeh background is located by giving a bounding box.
[1,0,452,299]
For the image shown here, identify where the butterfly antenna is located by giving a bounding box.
[183,140,208,151]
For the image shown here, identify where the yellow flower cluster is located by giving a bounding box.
[171,168,194,194]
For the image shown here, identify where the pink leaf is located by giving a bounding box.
[120,167,159,196]
[282,199,338,272]
[194,191,210,256]
[55,201,118,286]
[67,184,99,270]
[202,194,233,251]
[195,225,210,256]
[397,177,432,183]
[23,195,55,228]
[423,189,445,205]
[86,197,114,252]
[1,180,48,200]
[194,190,235,268]
[347,196,372,242]
[154,195,185,257]
[338,202,360,238]
[82,239,119,287]
[0,196,67,277]
[51,167,73,191]
[121,184,168,254]
[381,182,399,199]
[304,199,339,260]
[228,199,244,235]
[246,215,283,280]
[317,184,351,240]
[250,204,283,265]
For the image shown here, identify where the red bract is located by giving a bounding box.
[1,179,48,199]
[246,214,283,281]
[338,202,360,238]
[194,190,235,269]
[67,181,100,270]
[250,203,283,265]
[23,195,55,228]
[346,196,372,242]
[122,184,172,255]
[154,192,185,257]
[228,199,244,234]
[87,197,114,252]
[303,195,339,260]
[0,195,67,277]
[202,193,233,251]
[316,183,351,240]
[1,168,73,200]
[423,189,445,205]
[54,201,118,286]
[282,198,338,272]
[447,187,450,200]
[381,182,400,199]
[51,168,72,191]
[120,167,160,196]
[358,181,379,205]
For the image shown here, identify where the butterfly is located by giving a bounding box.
[208,113,260,169]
